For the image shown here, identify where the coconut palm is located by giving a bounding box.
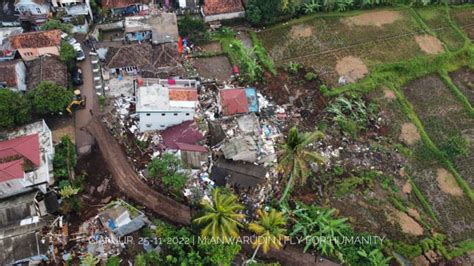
[278,127,325,203]
[193,188,244,242]
[247,209,288,263]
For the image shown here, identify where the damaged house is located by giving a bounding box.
[0,60,27,91]
[161,120,207,168]
[219,87,258,116]
[202,0,245,22]
[0,190,59,265]
[0,27,22,60]
[124,12,178,44]
[26,54,68,90]
[103,42,183,78]
[210,158,267,189]
[0,120,54,198]
[100,0,149,15]
[9,30,61,61]
[14,0,50,25]
[136,79,199,131]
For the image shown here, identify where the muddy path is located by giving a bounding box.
[86,116,192,225]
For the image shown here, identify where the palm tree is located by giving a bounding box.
[193,188,244,242]
[247,209,288,263]
[278,127,325,203]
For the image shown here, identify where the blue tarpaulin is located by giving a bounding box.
[245,88,258,113]
[108,219,117,229]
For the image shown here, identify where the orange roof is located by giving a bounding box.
[169,88,198,101]
[10,30,61,49]
[203,0,244,16]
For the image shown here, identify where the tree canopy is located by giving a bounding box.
[0,89,31,130]
[59,41,76,69]
[28,81,73,115]
[40,19,73,34]
[147,154,189,193]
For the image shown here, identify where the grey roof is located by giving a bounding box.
[0,190,37,227]
[210,158,267,189]
[222,135,257,162]
[0,221,49,265]
[0,0,17,23]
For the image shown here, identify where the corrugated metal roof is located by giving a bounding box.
[220,88,249,116]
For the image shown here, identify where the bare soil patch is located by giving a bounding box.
[436,168,463,196]
[392,210,424,236]
[415,35,444,55]
[407,208,421,220]
[343,11,401,27]
[290,24,313,38]
[335,56,368,83]
[198,42,222,53]
[45,117,75,144]
[383,88,397,101]
[399,122,420,146]
[402,181,412,194]
[191,56,233,82]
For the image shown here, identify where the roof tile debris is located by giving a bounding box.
[220,88,249,116]
[0,60,20,87]
[9,30,61,49]
[203,0,245,15]
[27,55,67,90]
[161,121,205,150]
[169,89,199,101]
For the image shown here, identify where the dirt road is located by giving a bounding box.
[75,47,97,155]
[86,116,192,225]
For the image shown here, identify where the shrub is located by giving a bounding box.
[287,62,301,74]
[440,134,469,159]
[53,135,77,179]
[40,19,73,34]
[59,41,76,69]
[304,72,318,81]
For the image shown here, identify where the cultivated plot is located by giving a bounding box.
[258,9,431,85]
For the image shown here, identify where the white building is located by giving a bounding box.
[136,79,199,132]
[0,120,54,198]
[14,0,50,25]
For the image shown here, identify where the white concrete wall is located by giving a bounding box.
[204,11,245,22]
[0,177,30,197]
[138,110,195,132]
[15,61,27,91]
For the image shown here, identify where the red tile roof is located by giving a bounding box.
[0,60,19,87]
[10,30,61,49]
[175,142,208,153]
[0,159,25,182]
[161,121,204,150]
[220,88,249,116]
[203,0,244,16]
[169,88,198,101]
[101,0,149,9]
[0,134,40,167]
